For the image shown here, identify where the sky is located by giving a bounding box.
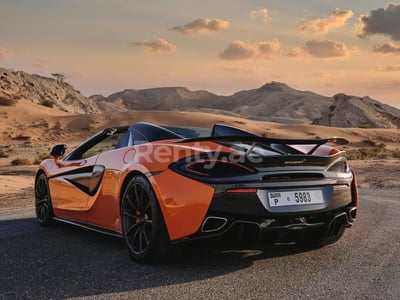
[1,0,400,107]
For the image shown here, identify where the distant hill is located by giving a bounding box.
[92,87,218,113]
[0,67,99,114]
[90,82,334,124]
[93,81,400,127]
[1,66,400,128]
[313,93,400,128]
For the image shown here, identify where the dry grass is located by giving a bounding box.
[11,158,32,166]
[0,95,17,106]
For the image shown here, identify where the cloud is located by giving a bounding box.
[302,40,351,58]
[249,8,270,23]
[0,47,13,60]
[132,38,176,53]
[171,18,229,34]
[374,65,400,72]
[219,39,281,61]
[286,47,307,58]
[300,9,353,34]
[257,39,281,59]
[373,41,400,54]
[356,3,400,40]
[219,40,256,60]
[311,71,346,78]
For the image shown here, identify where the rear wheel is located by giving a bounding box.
[121,175,181,264]
[34,173,53,226]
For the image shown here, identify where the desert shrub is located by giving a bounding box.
[391,149,400,159]
[359,147,385,159]
[362,139,376,147]
[377,142,386,149]
[346,147,384,160]
[53,121,62,131]
[0,149,9,158]
[34,152,52,164]
[41,99,54,108]
[376,152,388,159]
[13,135,32,144]
[359,122,371,129]
[11,158,32,166]
[345,150,360,160]
[80,123,96,131]
[0,96,17,106]
[14,134,31,141]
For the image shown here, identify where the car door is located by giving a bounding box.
[49,155,99,210]
[48,128,127,213]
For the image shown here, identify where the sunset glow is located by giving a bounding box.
[1,0,399,107]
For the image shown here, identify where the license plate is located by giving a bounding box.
[267,190,324,207]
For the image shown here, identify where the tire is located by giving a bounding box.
[34,173,54,226]
[121,175,181,264]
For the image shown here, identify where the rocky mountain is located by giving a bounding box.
[93,87,218,113]
[1,66,400,128]
[91,82,335,124]
[219,82,334,123]
[0,67,99,113]
[313,93,400,128]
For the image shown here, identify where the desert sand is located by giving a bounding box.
[1,99,400,211]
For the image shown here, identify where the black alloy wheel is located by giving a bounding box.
[34,173,53,226]
[121,175,181,264]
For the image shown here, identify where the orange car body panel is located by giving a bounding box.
[38,140,231,239]
[149,170,214,240]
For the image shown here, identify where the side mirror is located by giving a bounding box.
[50,144,67,157]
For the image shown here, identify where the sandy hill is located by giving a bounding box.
[90,82,333,123]
[92,82,400,128]
[0,67,99,113]
[221,82,333,123]
[2,66,400,129]
[1,98,400,153]
[313,93,400,128]
[93,87,218,112]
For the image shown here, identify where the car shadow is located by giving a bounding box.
[0,217,314,299]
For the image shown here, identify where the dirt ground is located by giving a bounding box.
[0,160,399,212]
[0,166,36,211]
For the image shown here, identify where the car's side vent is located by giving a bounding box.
[262,173,324,182]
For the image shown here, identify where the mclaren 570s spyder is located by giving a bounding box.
[35,122,358,263]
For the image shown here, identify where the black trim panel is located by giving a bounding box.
[50,165,105,196]
[53,217,122,238]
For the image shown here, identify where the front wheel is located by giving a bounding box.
[34,173,53,226]
[121,175,181,264]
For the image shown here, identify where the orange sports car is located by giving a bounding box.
[35,122,358,263]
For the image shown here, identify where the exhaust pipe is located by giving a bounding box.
[201,216,228,233]
[348,207,357,222]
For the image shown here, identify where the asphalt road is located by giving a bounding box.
[1,188,399,300]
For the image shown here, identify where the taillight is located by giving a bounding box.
[184,159,256,177]
[226,188,257,193]
[328,148,339,155]
[327,160,350,173]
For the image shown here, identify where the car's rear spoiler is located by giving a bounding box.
[176,136,349,155]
